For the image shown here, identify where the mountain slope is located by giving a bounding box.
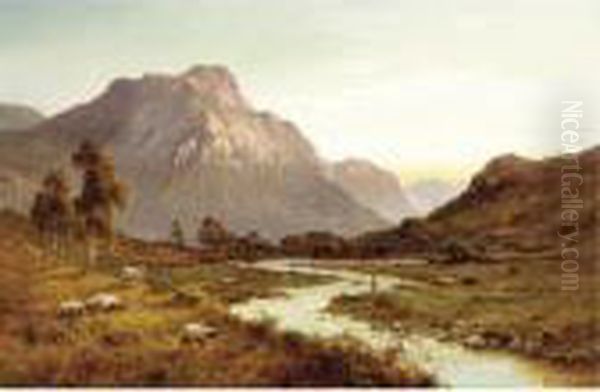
[327,159,415,223]
[0,103,44,130]
[0,65,386,240]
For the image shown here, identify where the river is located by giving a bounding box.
[230,259,583,387]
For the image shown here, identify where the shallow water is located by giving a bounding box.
[230,259,581,387]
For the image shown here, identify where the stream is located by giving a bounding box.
[230,259,579,387]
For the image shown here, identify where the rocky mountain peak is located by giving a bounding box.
[183,65,238,87]
[102,65,246,111]
[0,64,386,240]
[181,65,247,108]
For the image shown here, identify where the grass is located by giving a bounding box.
[0,211,432,386]
[328,259,599,370]
[167,262,333,304]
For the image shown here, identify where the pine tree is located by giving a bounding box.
[171,217,185,249]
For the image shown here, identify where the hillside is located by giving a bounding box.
[0,103,44,131]
[356,147,599,261]
[0,66,386,240]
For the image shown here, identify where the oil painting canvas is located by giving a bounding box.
[0,0,598,388]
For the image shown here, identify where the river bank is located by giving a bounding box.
[325,258,599,385]
[231,259,596,387]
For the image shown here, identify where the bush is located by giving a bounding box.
[461,276,479,286]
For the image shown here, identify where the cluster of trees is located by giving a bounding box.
[280,231,352,259]
[30,140,127,263]
[195,216,275,261]
[174,216,360,261]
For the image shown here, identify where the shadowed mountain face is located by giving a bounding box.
[0,103,44,131]
[358,147,599,261]
[327,159,416,224]
[0,65,386,240]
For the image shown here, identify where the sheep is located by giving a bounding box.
[180,322,218,344]
[85,293,124,312]
[57,300,86,318]
[120,266,145,282]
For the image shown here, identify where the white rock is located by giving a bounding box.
[174,137,198,167]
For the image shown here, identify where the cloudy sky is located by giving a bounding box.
[1,0,599,183]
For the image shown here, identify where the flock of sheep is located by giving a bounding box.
[57,265,218,343]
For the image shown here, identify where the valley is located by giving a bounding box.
[0,65,597,388]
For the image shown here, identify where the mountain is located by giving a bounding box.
[0,103,44,130]
[0,65,386,240]
[405,178,464,216]
[356,147,599,261]
[327,159,415,223]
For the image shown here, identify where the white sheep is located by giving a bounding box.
[85,293,123,312]
[120,266,145,282]
[181,322,218,343]
[58,300,86,318]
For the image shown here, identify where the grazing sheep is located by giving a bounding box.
[58,300,86,318]
[85,293,123,312]
[120,266,145,282]
[181,322,218,343]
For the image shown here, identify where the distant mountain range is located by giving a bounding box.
[0,65,396,240]
[405,178,464,216]
[327,158,416,224]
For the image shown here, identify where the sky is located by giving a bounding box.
[0,0,599,184]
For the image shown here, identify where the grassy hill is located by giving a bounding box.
[355,147,598,262]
